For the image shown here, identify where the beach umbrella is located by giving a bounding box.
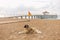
[27,11,32,19]
[28,11,32,16]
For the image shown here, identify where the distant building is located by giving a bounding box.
[36,11,57,19]
[35,15,57,19]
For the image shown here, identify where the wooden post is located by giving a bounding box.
[25,16,27,19]
[34,16,35,19]
[21,16,23,19]
[28,15,31,19]
[31,16,33,19]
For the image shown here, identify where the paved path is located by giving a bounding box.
[0,18,29,24]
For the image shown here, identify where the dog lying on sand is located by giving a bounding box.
[18,25,42,34]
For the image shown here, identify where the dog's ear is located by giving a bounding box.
[24,25,26,28]
[24,25,29,28]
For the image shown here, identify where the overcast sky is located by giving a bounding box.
[0,0,60,17]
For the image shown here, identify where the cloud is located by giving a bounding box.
[0,0,22,8]
[0,0,60,17]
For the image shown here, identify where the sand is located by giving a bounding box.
[0,18,60,40]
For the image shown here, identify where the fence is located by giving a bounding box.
[13,15,57,19]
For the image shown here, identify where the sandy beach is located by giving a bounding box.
[0,18,60,40]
